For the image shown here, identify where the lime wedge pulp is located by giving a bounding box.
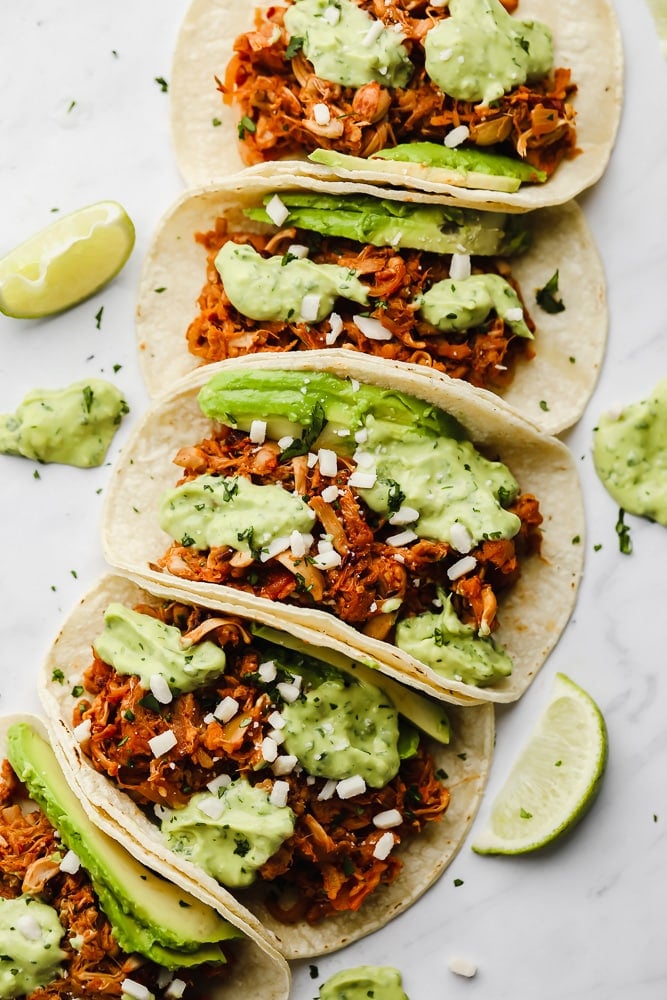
[0,200,135,318]
[472,673,608,854]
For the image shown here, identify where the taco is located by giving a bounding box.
[38,573,494,960]
[170,0,622,209]
[0,714,289,999]
[101,352,583,704]
[137,174,606,435]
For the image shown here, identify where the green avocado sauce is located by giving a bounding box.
[395,592,512,686]
[416,273,532,338]
[215,241,368,323]
[160,780,296,888]
[319,965,409,1000]
[282,673,400,788]
[424,0,553,106]
[592,379,667,526]
[0,378,129,467]
[159,474,316,557]
[356,416,520,547]
[94,603,227,693]
[284,0,413,89]
[0,896,67,998]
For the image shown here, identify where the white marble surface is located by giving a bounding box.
[1,3,666,998]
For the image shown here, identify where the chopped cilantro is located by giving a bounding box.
[615,508,632,555]
[539,399,549,412]
[520,807,533,819]
[453,877,464,887]
[82,386,94,413]
[536,270,565,314]
[67,100,76,113]
[154,287,166,294]
[285,35,304,59]
[571,535,581,544]
[138,693,161,713]
[94,306,104,329]
[33,469,41,480]
[237,115,257,140]
[280,402,326,460]
[52,669,65,684]
[309,965,319,979]
[181,532,196,547]
[71,685,84,698]
[112,363,122,373]
[212,117,222,127]
[154,76,169,92]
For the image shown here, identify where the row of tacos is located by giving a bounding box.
[8,0,620,993]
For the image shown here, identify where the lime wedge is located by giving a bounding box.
[0,201,135,318]
[472,673,607,854]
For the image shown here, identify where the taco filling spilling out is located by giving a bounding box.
[0,721,242,1000]
[69,601,452,925]
[187,192,537,391]
[221,0,577,183]
[154,369,543,688]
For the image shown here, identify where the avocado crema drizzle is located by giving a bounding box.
[72,602,452,923]
[158,369,541,688]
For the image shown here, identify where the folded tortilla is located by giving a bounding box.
[101,351,584,705]
[39,573,494,960]
[170,0,622,210]
[137,173,607,435]
[0,713,290,997]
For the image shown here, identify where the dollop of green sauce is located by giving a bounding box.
[0,378,129,467]
[416,273,532,338]
[282,674,400,788]
[0,896,67,998]
[215,241,368,324]
[160,474,316,556]
[319,965,409,1000]
[424,0,553,105]
[356,417,520,547]
[395,593,513,686]
[160,780,295,888]
[284,0,413,89]
[94,603,227,693]
[592,379,667,526]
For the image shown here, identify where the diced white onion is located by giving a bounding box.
[165,979,187,999]
[258,659,277,682]
[504,307,524,322]
[265,193,289,226]
[363,20,384,46]
[148,729,177,758]
[354,427,368,443]
[261,736,279,762]
[214,695,239,723]
[444,124,470,148]
[317,778,338,801]
[197,795,226,820]
[73,718,91,743]
[121,979,153,1000]
[312,549,343,570]
[353,314,392,341]
[389,505,420,526]
[270,780,290,807]
[59,849,81,874]
[313,102,331,126]
[325,311,344,345]
[268,727,285,745]
[321,484,340,503]
[336,774,367,799]
[17,915,43,941]
[149,674,173,705]
[448,957,478,978]
[278,435,294,449]
[260,535,291,561]
[272,754,298,776]
[268,710,285,729]
[449,252,471,280]
[206,773,232,794]
[348,470,377,489]
[249,419,267,444]
[373,809,403,829]
[323,4,341,24]
[276,681,300,703]
[450,522,473,554]
[300,293,321,322]
[386,529,418,547]
[447,555,478,580]
[318,448,338,477]
[372,831,395,860]
[287,243,309,258]
[307,451,318,468]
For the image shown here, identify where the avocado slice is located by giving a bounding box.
[252,624,450,745]
[197,368,465,449]
[310,143,547,188]
[6,722,243,968]
[245,190,531,258]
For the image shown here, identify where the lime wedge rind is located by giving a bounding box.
[472,673,608,855]
[0,200,135,319]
